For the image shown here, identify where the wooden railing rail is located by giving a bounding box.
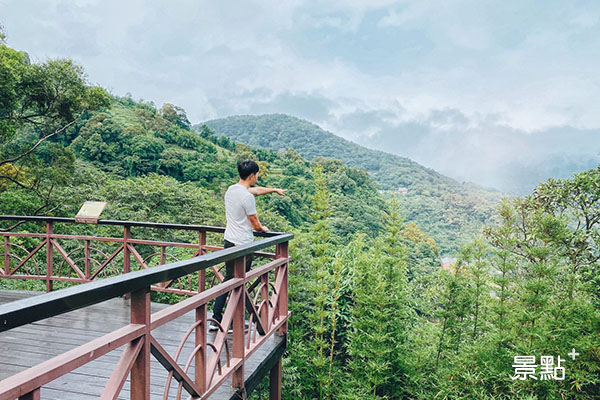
[0,217,292,400]
[0,216,279,294]
[0,215,276,236]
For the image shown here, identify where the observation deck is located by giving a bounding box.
[0,216,292,400]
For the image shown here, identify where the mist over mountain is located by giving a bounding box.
[352,120,600,195]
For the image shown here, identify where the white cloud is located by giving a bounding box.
[4,0,598,131]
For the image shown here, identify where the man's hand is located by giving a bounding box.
[273,188,286,196]
[248,214,269,232]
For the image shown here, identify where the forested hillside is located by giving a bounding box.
[1,98,391,243]
[202,114,502,254]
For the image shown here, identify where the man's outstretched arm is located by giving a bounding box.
[248,187,286,196]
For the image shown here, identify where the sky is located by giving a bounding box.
[2,0,599,193]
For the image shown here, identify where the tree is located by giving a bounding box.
[307,165,334,398]
[159,103,190,129]
[0,42,109,217]
[533,169,600,301]
[0,45,109,146]
[71,113,124,162]
[462,239,489,339]
[345,198,413,399]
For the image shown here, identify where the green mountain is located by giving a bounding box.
[200,114,502,254]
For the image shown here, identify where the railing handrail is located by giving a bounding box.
[0,230,293,333]
[0,215,280,237]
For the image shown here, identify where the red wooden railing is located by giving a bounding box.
[0,216,276,294]
[0,216,292,400]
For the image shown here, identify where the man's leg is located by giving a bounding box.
[246,253,253,272]
[210,241,254,332]
[211,240,235,328]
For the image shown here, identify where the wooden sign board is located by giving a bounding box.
[75,201,107,224]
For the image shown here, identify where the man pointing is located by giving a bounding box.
[210,160,286,331]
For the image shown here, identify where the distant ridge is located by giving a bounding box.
[203,115,444,185]
[198,114,502,254]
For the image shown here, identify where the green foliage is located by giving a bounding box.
[308,165,335,397]
[345,202,414,399]
[0,42,109,215]
[71,113,125,162]
[286,165,338,398]
[278,168,599,400]
[401,221,439,280]
[159,103,191,129]
[413,169,600,399]
[0,45,109,138]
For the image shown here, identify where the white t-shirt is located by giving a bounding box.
[224,183,257,245]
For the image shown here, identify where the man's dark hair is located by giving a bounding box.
[238,160,259,180]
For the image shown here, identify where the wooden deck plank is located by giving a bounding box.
[0,290,284,399]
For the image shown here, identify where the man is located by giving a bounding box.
[209,160,286,331]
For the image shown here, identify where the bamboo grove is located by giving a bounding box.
[271,167,600,400]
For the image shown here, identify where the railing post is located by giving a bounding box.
[19,388,40,400]
[123,226,131,274]
[3,236,9,275]
[269,358,282,400]
[46,222,53,292]
[130,287,150,400]
[160,246,166,265]
[195,304,207,393]
[232,255,246,389]
[84,240,91,280]
[276,241,288,335]
[261,273,269,331]
[198,230,206,292]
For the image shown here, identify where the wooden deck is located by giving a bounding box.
[0,290,285,400]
